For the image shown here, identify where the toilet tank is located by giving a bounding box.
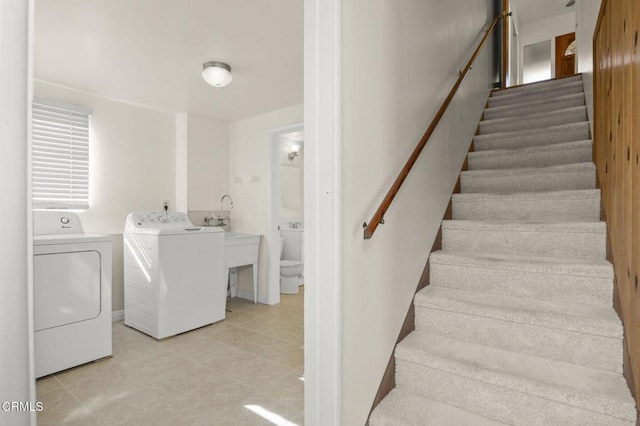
[280,229,303,262]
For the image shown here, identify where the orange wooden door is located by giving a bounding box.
[555,32,576,77]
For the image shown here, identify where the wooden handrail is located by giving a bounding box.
[363,12,508,240]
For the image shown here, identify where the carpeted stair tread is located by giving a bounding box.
[396,332,636,422]
[479,106,587,135]
[462,161,594,178]
[395,362,633,425]
[452,189,600,222]
[468,139,593,170]
[490,75,582,97]
[460,162,596,193]
[429,250,613,306]
[414,293,622,373]
[483,92,586,120]
[488,80,584,108]
[414,286,621,338]
[473,121,591,151]
[369,388,507,426]
[442,219,606,259]
[430,250,612,279]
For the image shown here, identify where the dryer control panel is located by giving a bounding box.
[34,211,84,235]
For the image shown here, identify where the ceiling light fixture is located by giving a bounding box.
[202,61,233,87]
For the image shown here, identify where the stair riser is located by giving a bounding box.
[483,95,585,120]
[369,389,507,426]
[395,362,633,426]
[397,341,635,421]
[418,286,620,337]
[490,76,582,98]
[452,197,600,222]
[442,224,606,259]
[479,108,587,135]
[429,262,613,307]
[474,127,591,152]
[461,170,596,194]
[468,145,592,170]
[415,307,622,372]
[488,84,583,108]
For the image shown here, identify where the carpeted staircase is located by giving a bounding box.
[369,75,638,425]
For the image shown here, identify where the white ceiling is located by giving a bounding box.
[511,0,575,28]
[34,0,303,122]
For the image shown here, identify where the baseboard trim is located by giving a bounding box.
[112,309,124,322]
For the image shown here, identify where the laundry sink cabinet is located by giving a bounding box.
[224,232,262,303]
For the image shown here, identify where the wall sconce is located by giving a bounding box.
[202,61,233,87]
[288,144,300,161]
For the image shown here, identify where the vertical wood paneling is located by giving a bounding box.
[630,0,640,405]
[594,0,640,405]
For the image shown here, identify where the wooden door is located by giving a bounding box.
[555,32,576,77]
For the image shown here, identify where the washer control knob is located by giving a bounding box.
[60,217,70,225]
[158,215,167,223]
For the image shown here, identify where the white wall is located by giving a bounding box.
[175,113,188,212]
[576,0,602,133]
[34,81,176,311]
[509,2,521,86]
[1,0,36,424]
[186,113,229,211]
[519,12,576,83]
[228,104,303,301]
[34,82,176,234]
[341,0,498,423]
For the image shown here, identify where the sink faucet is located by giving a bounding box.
[204,213,228,227]
[221,194,234,211]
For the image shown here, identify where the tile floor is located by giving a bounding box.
[36,289,304,425]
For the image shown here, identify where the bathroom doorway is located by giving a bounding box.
[268,122,304,305]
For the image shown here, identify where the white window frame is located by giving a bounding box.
[32,97,91,209]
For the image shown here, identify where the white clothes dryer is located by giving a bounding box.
[123,212,225,339]
[33,211,112,378]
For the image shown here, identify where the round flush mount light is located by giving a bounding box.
[202,61,233,87]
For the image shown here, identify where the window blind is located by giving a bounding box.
[32,98,92,209]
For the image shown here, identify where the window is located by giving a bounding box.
[32,98,91,209]
[565,40,576,56]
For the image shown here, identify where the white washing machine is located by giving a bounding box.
[123,212,226,339]
[33,211,112,378]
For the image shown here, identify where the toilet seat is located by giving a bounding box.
[281,260,303,268]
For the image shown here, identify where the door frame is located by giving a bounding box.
[304,0,343,424]
[1,0,37,424]
[267,121,304,306]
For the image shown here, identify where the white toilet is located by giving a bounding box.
[280,237,303,294]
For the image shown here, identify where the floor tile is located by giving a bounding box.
[35,290,304,424]
[37,388,101,426]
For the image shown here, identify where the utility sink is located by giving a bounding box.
[224,231,262,303]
